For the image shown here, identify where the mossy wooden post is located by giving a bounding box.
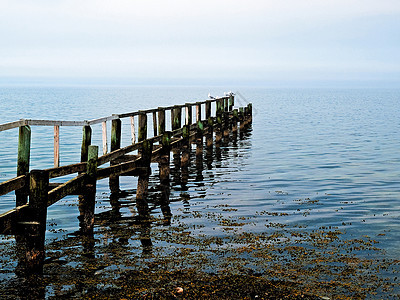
[196,102,202,122]
[229,95,234,111]
[232,109,239,133]
[159,132,172,222]
[172,106,181,131]
[16,125,31,206]
[244,106,249,127]
[109,119,121,194]
[17,169,48,275]
[224,97,229,112]
[81,125,92,163]
[181,125,190,168]
[79,145,97,235]
[136,140,152,220]
[185,103,192,125]
[239,107,245,131]
[158,108,166,135]
[181,125,190,189]
[215,99,223,144]
[223,110,230,138]
[152,111,157,137]
[206,116,213,148]
[138,112,147,142]
[248,103,253,124]
[196,120,204,157]
[205,100,212,120]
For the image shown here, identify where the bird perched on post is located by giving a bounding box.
[224,91,235,96]
[208,93,216,99]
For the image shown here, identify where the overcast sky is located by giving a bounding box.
[1,0,399,87]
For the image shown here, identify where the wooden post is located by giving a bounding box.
[111,119,122,151]
[102,121,108,155]
[159,132,172,222]
[229,95,234,111]
[16,125,31,206]
[216,114,223,144]
[152,111,158,137]
[205,100,212,120]
[232,109,239,133]
[223,111,230,138]
[172,106,181,131]
[136,140,152,220]
[130,116,136,144]
[244,106,249,126]
[216,99,223,117]
[181,125,190,168]
[181,125,190,189]
[206,117,214,148]
[138,112,147,142]
[110,119,121,194]
[196,120,204,157]
[196,102,201,122]
[239,107,245,131]
[170,108,175,132]
[185,104,192,125]
[195,121,204,182]
[79,145,98,235]
[17,169,49,275]
[158,108,166,135]
[81,125,92,163]
[224,97,229,112]
[248,103,253,124]
[54,125,60,167]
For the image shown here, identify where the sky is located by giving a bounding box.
[0,0,399,87]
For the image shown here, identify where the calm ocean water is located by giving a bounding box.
[0,86,399,297]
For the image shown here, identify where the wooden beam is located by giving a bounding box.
[46,163,86,179]
[16,125,31,206]
[130,116,136,144]
[54,125,60,167]
[102,121,108,155]
[0,175,27,196]
[96,156,142,180]
[97,141,142,166]
[0,204,29,235]
[47,174,87,206]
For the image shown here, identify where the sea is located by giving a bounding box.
[0,86,399,298]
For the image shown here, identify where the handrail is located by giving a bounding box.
[0,97,226,132]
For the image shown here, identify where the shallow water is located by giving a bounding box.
[0,86,399,298]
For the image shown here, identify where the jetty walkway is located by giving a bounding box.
[0,94,252,275]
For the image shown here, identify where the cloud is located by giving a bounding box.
[0,0,399,85]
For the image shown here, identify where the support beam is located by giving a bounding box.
[102,121,108,155]
[16,169,48,276]
[54,125,60,167]
[79,145,98,235]
[16,125,31,206]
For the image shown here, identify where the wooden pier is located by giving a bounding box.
[0,94,252,275]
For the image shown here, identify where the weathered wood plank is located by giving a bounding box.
[0,204,29,235]
[47,174,87,206]
[87,115,117,126]
[0,120,25,132]
[96,157,143,180]
[46,163,86,178]
[24,119,86,126]
[0,175,27,196]
[97,142,142,166]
